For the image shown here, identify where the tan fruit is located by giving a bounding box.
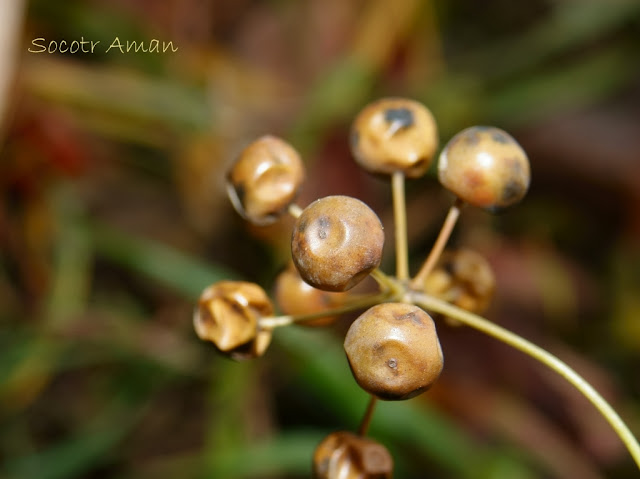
[194,281,273,360]
[291,196,384,292]
[344,303,443,400]
[313,431,393,479]
[227,135,305,224]
[438,126,530,212]
[350,97,438,178]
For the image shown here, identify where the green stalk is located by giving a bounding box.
[391,171,409,281]
[411,290,640,470]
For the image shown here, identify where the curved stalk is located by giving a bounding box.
[260,289,394,329]
[411,290,640,469]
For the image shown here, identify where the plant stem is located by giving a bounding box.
[370,268,397,292]
[411,290,640,469]
[410,198,464,289]
[259,290,394,329]
[358,395,378,436]
[392,171,409,281]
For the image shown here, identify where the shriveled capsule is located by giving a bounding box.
[313,431,393,479]
[227,135,305,224]
[438,126,530,212]
[291,195,384,292]
[344,303,443,400]
[350,97,438,178]
[194,281,273,360]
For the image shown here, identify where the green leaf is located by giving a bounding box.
[3,396,145,479]
[90,222,236,299]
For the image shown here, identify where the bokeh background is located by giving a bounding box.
[1,0,640,478]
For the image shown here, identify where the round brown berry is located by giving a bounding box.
[291,195,384,292]
[344,303,443,400]
[423,249,495,314]
[350,97,438,178]
[313,431,393,479]
[227,135,305,224]
[274,261,347,326]
[438,126,530,212]
[194,281,273,360]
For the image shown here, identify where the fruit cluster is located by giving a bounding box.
[194,97,531,477]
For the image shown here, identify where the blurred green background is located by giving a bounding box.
[1,0,640,478]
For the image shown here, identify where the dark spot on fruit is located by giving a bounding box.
[373,343,385,356]
[501,179,523,203]
[384,108,414,131]
[297,219,307,233]
[508,156,525,177]
[463,131,481,146]
[491,131,510,144]
[396,310,424,326]
[387,358,398,369]
[317,216,330,240]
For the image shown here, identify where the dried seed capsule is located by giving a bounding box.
[423,249,495,314]
[313,431,393,479]
[344,303,443,400]
[438,126,530,212]
[227,135,305,225]
[291,195,384,292]
[350,97,438,178]
[194,281,273,360]
[274,261,348,326]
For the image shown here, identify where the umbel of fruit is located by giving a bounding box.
[193,281,273,360]
[344,302,443,400]
[438,126,530,212]
[350,97,438,178]
[313,431,393,479]
[291,195,384,292]
[227,135,305,225]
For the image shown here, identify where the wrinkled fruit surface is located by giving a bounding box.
[344,302,443,400]
[291,195,384,292]
[227,135,305,224]
[438,126,530,212]
[194,281,273,360]
[313,431,393,479]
